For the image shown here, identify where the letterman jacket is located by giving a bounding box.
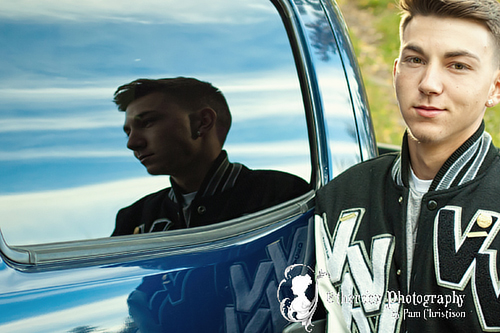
[112,150,309,235]
[315,124,500,332]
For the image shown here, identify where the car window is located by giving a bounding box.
[0,0,310,245]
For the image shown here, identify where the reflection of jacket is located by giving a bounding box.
[315,124,500,332]
[112,150,309,235]
[127,267,224,333]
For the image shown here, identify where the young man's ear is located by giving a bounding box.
[190,107,217,139]
[392,58,399,87]
[487,70,500,108]
[393,58,399,76]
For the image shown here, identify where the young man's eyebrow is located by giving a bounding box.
[443,50,480,62]
[134,110,158,120]
[402,43,480,62]
[123,110,158,132]
[401,44,424,54]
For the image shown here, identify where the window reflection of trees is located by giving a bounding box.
[294,1,337,62]
[306,18,337,61]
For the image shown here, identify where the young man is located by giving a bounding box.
[112,77,309,235]
[315,0,500,331]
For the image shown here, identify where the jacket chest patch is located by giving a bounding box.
[434,206,500,331]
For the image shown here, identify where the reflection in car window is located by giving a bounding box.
[0,0,310,245]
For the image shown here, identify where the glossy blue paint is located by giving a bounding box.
[0,210,314,332]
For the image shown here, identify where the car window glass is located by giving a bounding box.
[0,0,310,245]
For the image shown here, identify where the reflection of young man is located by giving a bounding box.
[112,77,309,235]
[315,0,500,332]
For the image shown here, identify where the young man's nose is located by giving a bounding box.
[419,63,444,96]
[127,130,146,150]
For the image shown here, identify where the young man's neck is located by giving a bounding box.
[407,122,485,180]
[172,172,207,194]
[171,150,221,194]
[407,137,460,181]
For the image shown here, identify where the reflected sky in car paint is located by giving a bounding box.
[0,261,146,332]
[0,295,130,333]
[0,0,316,245]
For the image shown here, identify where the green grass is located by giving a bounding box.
[337,0,500,146]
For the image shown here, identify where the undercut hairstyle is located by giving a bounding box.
[114,77,232,144]
[399,0,500,61]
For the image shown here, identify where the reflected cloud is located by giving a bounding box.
[0,295,129,333]
[0,176,170,245]
[0,87,113,101]
[0,113,121,133]
[226,140,308,157]
[0,0,275,25]
[221,74,302,93]
[0,149,129,161]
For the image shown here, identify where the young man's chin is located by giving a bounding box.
[407,125,445,145]
[145,167,163,176]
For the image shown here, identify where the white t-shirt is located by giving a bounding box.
[406,168,432,288]
[181,191,197,227]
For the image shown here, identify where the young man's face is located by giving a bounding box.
[123,92,201,177]
[394,15,500,148]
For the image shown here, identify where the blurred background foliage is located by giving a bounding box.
[336,0,500,146]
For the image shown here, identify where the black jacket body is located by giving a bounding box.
[113,151,309,235]
[315,124,500,332]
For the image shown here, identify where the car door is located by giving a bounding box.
[0,0,376,332]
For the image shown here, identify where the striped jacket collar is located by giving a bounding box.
[392,123,495,192]
[169,150,243,204]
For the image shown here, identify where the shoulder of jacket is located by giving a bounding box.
[238,167,307,185]
[245,168,300,179]
[121,186,171,211]
[336,153,397,179]
[318,153,398,195]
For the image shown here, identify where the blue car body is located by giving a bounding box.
[0,0,376,332]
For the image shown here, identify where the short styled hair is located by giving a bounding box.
[399,0,500,56]
[114,77,232,143]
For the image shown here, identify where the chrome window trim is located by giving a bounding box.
[274,0,327,190]
[318,0,378,162]
[1,190,314,267]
